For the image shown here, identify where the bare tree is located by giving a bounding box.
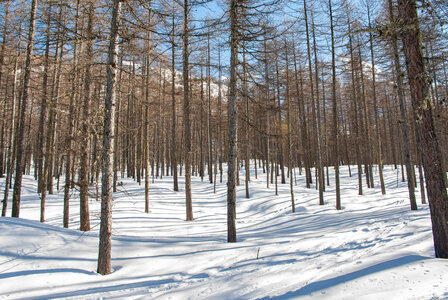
[12,0,38,218]
[79,0,96,231]
[387,0,417,209]
[227,0,239,243]
[97,0,123,275]
[397,0,448,258]
[183,0,193,221]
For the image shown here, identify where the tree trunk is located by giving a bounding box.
[97,0,122,276]
[2,56,18,216]
[243,45,250,198]
[227,0,238,243]
[79,1,95,231]
[12,0,38,218]
[285,39,295,212]
[367,7,386,195]
[145,4,152,213]
[263,39,270,189]
[357,38,374,189]
[388,0,416,209]
[183,0,193,221]
[0,1,10,179]
[304,1,324,204]
[207,28,213,185]
[171,5,178,191]
[63,0,80,227]
[292,38,311,189]
[329,0,341,210]
[397,0,448,258]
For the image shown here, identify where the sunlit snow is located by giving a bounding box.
[1,165,447,299]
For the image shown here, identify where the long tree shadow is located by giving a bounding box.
[0,268,95,279]
[259,255,428,299]
[20,278,175,300]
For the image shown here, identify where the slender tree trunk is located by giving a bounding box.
[183,0,193,221]
[0,1,10,179]
[41,9,64,221]
[347,14,363,195]
[2,56,18,216]
[37,4,52,194]
[285,39,295,212]
[171,5,178,191]
[97,0,122,275]
[304,1,324,204]
[79,1,95,231]
[274,59,285,185]
[207,28,213,185]
[329,0,341,210]
[63,0,80,227]
[200,64,205,182]
[358,38,374,188]
[113,56,123,193]
[367,8,386,195]
[145,3,152,212]
[243,45,250,198]
[12,0,38,218]
[227,0,238,242]
[311,9,325,194]
[263,40,270,189]
[388,0,416,209]
[218,48,223,184]
[292,39,311,189]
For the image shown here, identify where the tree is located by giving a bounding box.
[329,0,341,210]
[227,0,239,243]
[303,1,324,205]
[145,2,153,213]
[397,0,448,258]
[2,53,18,217]
[98,0,123,275]
[366,2,386,195]
[183,0,193,221]
[79,0,96,231]
[171,1,179,192]
[11,0,38,218]
[0,1,10,179]
[285,37,295,212]
[387,0,417,210]
[63,0,81,228]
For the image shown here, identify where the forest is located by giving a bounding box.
[0,0,447,295]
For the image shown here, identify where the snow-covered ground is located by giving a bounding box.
[1,165,447,299]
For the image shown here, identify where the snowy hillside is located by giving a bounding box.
[1,166,447,299]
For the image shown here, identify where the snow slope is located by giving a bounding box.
[1,166,447,299]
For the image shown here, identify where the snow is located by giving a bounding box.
[1,166,447,299]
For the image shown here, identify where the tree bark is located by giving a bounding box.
[98,0,122,276]
[64,0,81,228]
[367,7,386,195]
[285,39,295,212]
[171,4,179,191]
[79,0,95,231]
[227,0,238,242]
[0,1,10,179]
[183,0,193,221]
[2,56,18,216]
[304,1,324,204]
[398,0,448,258]
[388,0,416,209]
[329,0,341,210]
[12,0,38,218]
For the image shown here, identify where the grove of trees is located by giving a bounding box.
[0,0,447,274]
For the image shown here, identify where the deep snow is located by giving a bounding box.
[1,165,447,299]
